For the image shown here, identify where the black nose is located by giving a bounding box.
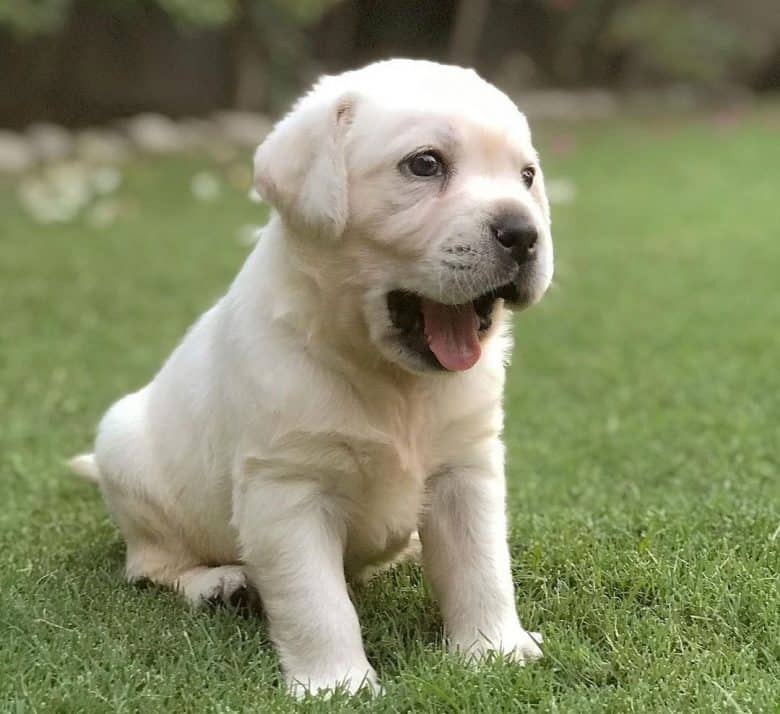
[491,212,538,263]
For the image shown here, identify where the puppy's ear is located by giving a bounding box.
[253,86,355,239]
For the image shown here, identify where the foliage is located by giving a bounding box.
[497,0,778,88]
[0,0,343,113]
[607,1,776,86]
[0,0,340,34]
[0,0,69,35]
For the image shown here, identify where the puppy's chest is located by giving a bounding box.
[344,416,436,511]
[337,408,439,567]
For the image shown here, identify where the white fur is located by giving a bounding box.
[74,59,553,697]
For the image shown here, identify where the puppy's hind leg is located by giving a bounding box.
[119,517,256,609]
[175,565,255,608]
[95,390,255,609]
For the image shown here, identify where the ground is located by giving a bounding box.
[1,105,779,713]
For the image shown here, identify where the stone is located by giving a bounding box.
[124,113,185,154]
[27,123,73,163]
[0,130,35,173]
[75,129,131,163]
[190,171,221,202]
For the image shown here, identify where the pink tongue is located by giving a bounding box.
[421,299,482,371]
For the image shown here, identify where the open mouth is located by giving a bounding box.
[387,283,518,372]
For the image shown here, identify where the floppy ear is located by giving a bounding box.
[253,87,355,240]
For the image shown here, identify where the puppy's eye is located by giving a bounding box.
[522,166,536,188]
[406,151,445,178]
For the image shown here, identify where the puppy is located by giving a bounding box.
[70,59,553,696]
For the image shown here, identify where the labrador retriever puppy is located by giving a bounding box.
[70,59,553,696]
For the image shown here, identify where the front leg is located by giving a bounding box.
[420,444,542,663]
[235,478,378,697]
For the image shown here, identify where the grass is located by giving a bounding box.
[1,104,779,712]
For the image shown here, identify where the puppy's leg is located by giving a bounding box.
[420,448,542,664]
[236,479,378,697]
[102,470,254,608]
[175,565,254,607]
[122,527,255,608]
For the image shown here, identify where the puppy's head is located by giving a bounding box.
[254,59,553,374]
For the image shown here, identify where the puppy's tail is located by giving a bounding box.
[67,453,101,485]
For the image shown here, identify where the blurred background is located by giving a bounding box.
[2,0,779,219]
[2,0,780,127]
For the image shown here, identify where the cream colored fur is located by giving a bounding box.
[71,59,553,697]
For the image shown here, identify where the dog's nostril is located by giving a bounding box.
[494,226,517,249]
[491,213,538,261]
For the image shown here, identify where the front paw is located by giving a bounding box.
[287,665,380,699]
[451,626,543,665]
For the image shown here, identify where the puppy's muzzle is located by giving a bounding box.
[491,211,538,266]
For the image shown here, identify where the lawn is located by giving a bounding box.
[1,105,779,713]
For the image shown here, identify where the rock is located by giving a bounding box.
[0,130,35,173]
[190,171,221,202]
[27,123,73,163]
[212,111,273,148]
[124,113,186,154]
[75,128,130,163]
[18,175,79,224]
[90,166,122,195]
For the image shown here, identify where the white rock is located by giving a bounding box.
[190,171,221,202]
[124,113,185,154]
[47,162,94,213]
[213,111,273,148]
[75,129,130,163]
[18,176,80,223]
[90,166,122,195]
[27,123,73,163]
[0,130,35,173]
[17,161,97,223]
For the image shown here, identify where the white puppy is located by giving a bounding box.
[70,59,553,696]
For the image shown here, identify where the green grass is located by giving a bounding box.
[2,105,779,712]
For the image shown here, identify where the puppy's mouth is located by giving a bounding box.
[386,283,518,372]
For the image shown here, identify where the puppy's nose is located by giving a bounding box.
[491,212,538,263]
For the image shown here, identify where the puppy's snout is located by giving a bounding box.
[491,212,538,264]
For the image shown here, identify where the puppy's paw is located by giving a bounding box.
[451,626,543,665]
[176,565,255,608]
[501,628,544,665]
[287,665,380,699]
